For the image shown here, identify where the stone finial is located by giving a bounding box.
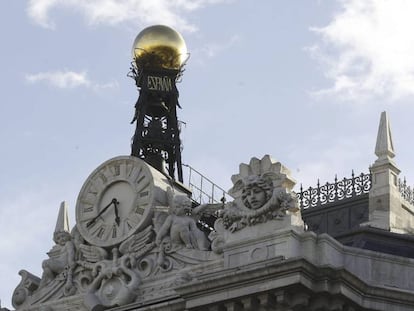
[366,112,409,233]
[375,111,395,161]
[54,201,70,238]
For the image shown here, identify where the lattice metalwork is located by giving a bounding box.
[297,172,372,209]
[182,164,231,204]
[181,164,231,234]
[129,64,184,182]
[399,178,414,206]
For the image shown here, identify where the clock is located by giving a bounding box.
[76,156,167,247]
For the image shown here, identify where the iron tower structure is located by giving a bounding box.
[129,25,188,183]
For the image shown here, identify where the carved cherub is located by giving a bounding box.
[155,188,209,250]
[39,202,76,292]
[39,230,75,288]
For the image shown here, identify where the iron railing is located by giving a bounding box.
[399,178,414,206]
[182,164,231,205]
[297,171,372,209]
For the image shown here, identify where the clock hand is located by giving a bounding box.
[114,199,120,226]
[86,198,117,228]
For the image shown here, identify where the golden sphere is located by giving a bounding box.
[132,25,188,70]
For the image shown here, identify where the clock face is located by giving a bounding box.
[76,156,154,247]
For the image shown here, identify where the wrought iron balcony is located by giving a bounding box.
[297,172,372,209]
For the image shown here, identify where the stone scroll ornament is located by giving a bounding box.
[81,225,155,311]
[217,155,299,233]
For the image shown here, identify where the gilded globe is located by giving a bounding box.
[132,25,188,70]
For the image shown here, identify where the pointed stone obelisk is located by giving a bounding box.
[365,112,414,233]
[374,111,396,164]
[53,201,70,242]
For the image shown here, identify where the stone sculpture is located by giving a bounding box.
[11,270,40,309]
[10,203,80,309]
[83,249,141,311]
[80,225,154,310]
[8,155,305,311]
[39,202,76,295]
[216,155,301,233]
[9,156,302,311]
[10,193,223,310]
[155,187,210,250]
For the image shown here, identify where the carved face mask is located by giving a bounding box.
[54,232,70,246]
[244,186,267,210]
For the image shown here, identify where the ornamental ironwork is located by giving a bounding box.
[297,172,372,209]
[399,178,414,206]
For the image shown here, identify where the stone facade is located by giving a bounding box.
[4,112,414,311]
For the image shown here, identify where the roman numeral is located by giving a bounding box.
[135,175,145,185]
[89,179,104,193]
[80,191,97,206]
[126,215,139,227]
[83,206,94,213]
[124,162,134,178]
[98,173,108,184]
[110,163,121,176]
[136,181,150,194]
[128,166,146,186]
[87,219,101,231]
[80,199,94,206]
[97,227,105,239]
[126,220,133,230]
[135,206,145,215]
[88,189,98,196]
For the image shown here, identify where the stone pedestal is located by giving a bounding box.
[223,215,304,268]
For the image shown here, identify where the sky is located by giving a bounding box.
[1,0,414,308]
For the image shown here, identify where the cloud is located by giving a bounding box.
[191,35,242,65]
[25,70,90,88]
[309,0,414,102]
[25,70,118,90]
[27,0,231,32]
[200,35,241,58]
